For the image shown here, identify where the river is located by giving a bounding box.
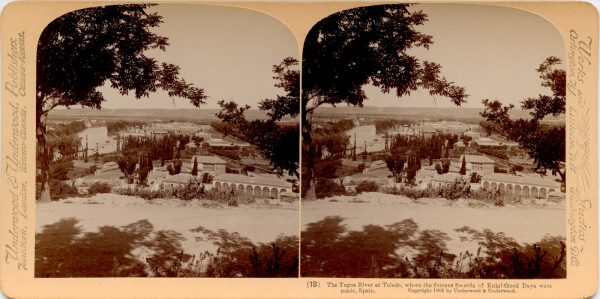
[77,126,117,155]
[346,125,386,152]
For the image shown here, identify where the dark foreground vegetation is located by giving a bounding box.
[315,177,524,207]
[301,216,565,278]
[35,218,298,277]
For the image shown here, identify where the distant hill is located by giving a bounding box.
[314,106,565,123]
[47,106,563,125]
[48,108,284,122]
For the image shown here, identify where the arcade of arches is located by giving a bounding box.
[481,180,557,199]
[213,181,289,199]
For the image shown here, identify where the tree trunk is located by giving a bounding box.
[37,111,51,202]
[302,107,317,200]
[557,169,566,192]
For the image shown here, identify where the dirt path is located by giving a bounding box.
[302,193,565,255]
[36,194,299,256]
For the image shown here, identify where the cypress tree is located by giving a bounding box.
[191,157,198,176]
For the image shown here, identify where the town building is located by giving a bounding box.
[148,169,169,191]
[195,132,212,141]
[481,173,561,199]
[212,173,294,199]
[473,137,519,148]
[206,138,250,149]
[429,173,463,188]
[163,173,200,189]
[185,142,198,150]
[460,155,495,174]
[190,155,226,174]
[463,131,482,139]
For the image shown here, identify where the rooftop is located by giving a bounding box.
[164,173,198,184]
[482,173,561,188]
[213,173,292,189]
[462,155,495,164]
[431,173,463,183]
[192,155,226,164]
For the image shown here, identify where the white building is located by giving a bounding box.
[481,173,561,199]
[212,173,294,199]
[163,173,200,189]
[190,155,227,174]
[459,155,495,174]
[429,173,463,188]
[185,142,198,150]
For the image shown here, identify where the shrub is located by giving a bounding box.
[173,182,205,201]
[494,166,508,173]
[114,186,167,200]
[314,158,342,179]
[315,178,346,199]
[335,164,361,177]
[87,165,98,175]
[356,163,365,172]
[88,182,111,194]
[470,172,482,183]
[382,178,470,201]
[226,167,239,174]
[381,185,437,200]
[114,183,205,201]
[242,165,255,174]
[50,180,79,199]
[437,178,470,200]
[201,173,214,184]
[50,159,74,181]
[470,188,520,206]
[434,163,443,174]
[355,181,378,194]
[202,188,230,202]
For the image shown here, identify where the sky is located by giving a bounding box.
[100,4,299,109]
[363,4,565,108]
[97,3,564,110]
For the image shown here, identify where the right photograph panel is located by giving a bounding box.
[301,4,566,278]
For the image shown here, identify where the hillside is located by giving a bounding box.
[48,108,290,122]
[314,106,565,123]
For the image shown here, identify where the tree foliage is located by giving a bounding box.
[302,4,467,109]
[480,57,566,185]
[191,157,198,176]
[37,4,206,113]
[301,4,468,198]
[36,4,206,201]
[385,151,406,183]
[258,57,300,121]
[460,156,466,175]
[216,58,299,177]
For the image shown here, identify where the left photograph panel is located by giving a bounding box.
[35,4,300,278]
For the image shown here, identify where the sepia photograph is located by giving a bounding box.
[1,0,598,297]
[300,3,567,279]
[34,4,300,278]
